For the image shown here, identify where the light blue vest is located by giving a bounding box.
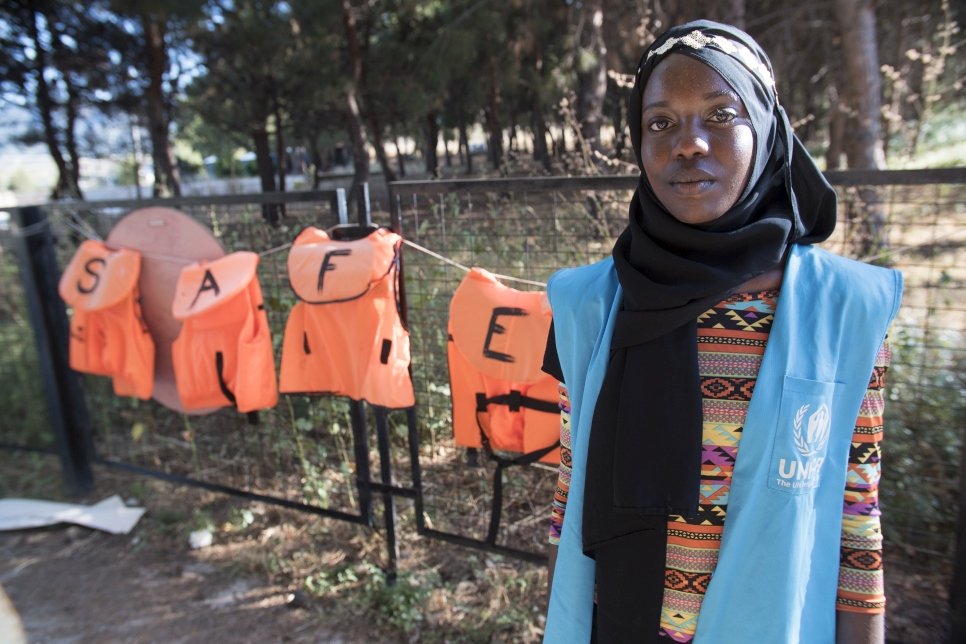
[544,245,902,644]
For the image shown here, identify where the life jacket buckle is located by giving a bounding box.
[507,389,523,412]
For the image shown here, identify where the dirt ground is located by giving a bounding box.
[0,462,546,644]
[0,500,382,643]
[0,461,952,644]
[0,457,421,644]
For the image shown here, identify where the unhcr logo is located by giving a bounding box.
[774,403,831,491]
[794,403,831,456]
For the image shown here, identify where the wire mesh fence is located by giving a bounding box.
[2,192,394,526]
[0,225,53,452]
[387,171,965,622]
[388,177,641,556]
[1,170,963,635]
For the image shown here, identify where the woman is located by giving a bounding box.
[543,21,901,644]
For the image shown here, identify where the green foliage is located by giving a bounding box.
[227,506,256,530]
[0,452,62,499]
[361,567,430,634]
[889,105,966,169]
[0,242,52,447]
[880,322,964,553]
[304,563,431,636]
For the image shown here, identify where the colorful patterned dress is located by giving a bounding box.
[548,290,888,642]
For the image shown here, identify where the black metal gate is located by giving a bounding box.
[4,187,416,580]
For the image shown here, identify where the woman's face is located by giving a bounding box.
[640,53,755,225]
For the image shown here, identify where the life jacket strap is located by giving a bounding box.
[215,351,236,406]
[475,389,560,414]
[474,402,560,545]
[214,351,260,425]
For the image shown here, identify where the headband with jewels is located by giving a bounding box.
[641,29,777,97]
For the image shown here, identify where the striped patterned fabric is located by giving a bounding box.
[549,383,571,546]
[548,290,888,642]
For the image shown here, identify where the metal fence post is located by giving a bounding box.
[349,400,374,526]
[951,429,966,643]
[374,407,399,583]
[330,186,376,526]
[357,183,402,581]
[332,188,348,225]
[389,186,427,537]
[14,206,94,495]
[356,182,371,224]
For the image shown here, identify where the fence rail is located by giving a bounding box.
[388,169,965,642]
[1,168,963,642]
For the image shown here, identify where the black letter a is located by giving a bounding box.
[189,269,220,308]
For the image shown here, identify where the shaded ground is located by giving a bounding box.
[0,458,951,643]
[1,527,337,643]
[0,460,546,644]
[0,458,401,644]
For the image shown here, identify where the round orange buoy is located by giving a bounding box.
[106,207,224,413]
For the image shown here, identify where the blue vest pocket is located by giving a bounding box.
[767,376,839,495]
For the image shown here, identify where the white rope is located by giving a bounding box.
[59,217,90,240]
[10,219,50,238]
[35,206,962,282]
[402,239,547,287]
[258,242,293,258]
[65,211,103,241]
[45,208,289,264]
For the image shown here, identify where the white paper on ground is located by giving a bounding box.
[0,584,27,644]
[0,495,146,534]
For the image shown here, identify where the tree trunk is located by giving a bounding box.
[576,2,607,154]
[484,69,504,170]
[308,137,323,189]
[143,13,181,197]
[834,0,888,260]
[252,127,280,225]
[29,9,81,200]
[424,112,440,177]
[509,113,518,152]
[356,10,395,187]
[272,100,286,193]
[459,107,473,175]
[45,10,84,193]
[129,116,144,199]
[341,0,370,214]
[826,87,846,170]
[612,86,626,161]
[344,92,371,209]
[64,79,82,191]
[393,136,406,178]
[531,90,551,172]
[368,112,397,184]
[834,0,885,170]
[443,130,453,168]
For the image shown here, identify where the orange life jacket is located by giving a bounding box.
[170,252,278,413]
[58,240,154,399]
[279,226,414,408]
[448,268,560,465]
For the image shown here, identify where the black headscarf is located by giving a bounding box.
[583,21,837,549]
